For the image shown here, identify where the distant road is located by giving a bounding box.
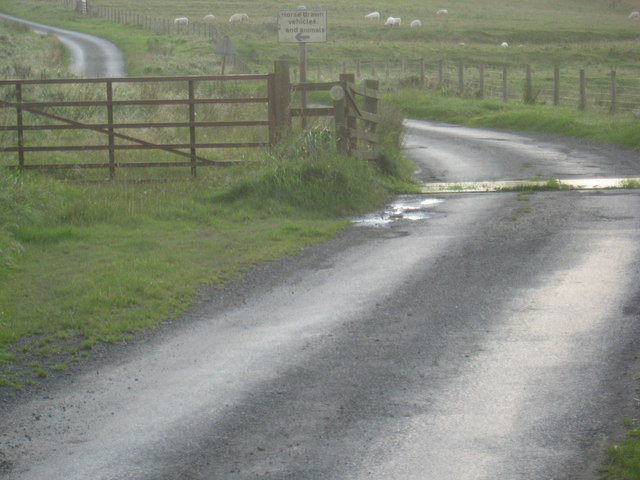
[0,13,126,77]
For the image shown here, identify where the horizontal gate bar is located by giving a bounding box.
[1,142,268,152]
[0,121,269,131]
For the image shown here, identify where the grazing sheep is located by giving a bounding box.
[203,14,216,20]
[229,13,249,22]
[500,41,509,47]
[174,17,189,25]
[629,11,640,19]
[384,16,401,26]
[410,19,422,27]
[436,9,449,16]
[297,6,307,9]
[364,11,380,20]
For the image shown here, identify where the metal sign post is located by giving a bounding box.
[214,36,236,75]
[278,9,327,128]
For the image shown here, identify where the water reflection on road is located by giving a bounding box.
[352,196,444,226]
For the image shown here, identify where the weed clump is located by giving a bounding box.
[0,172,60,269]
[214,106,414,217]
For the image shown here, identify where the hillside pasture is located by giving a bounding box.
[96,0,640,65]
[2,0,640,73]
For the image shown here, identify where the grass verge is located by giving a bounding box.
[599,419,640,480]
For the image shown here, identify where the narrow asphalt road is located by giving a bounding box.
[0,13,125,77]
[1,16,640,480]
[1,121,639,480]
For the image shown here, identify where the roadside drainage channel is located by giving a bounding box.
[352,178,640,226]
[421,177,640,194]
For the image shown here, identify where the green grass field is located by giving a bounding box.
[3,0,640,73]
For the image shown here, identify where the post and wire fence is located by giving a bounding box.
[295,58,640,114]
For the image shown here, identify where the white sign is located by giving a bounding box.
[278,9,327,43]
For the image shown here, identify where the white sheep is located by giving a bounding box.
[436,9,449,16]
[203,14,216,21]
[629,11,640,19]
[410,19,422,27]
[229,13,249,23]
[174,17,189,25]
[384,16,401,26]
[364,11,380,20]
[500,41,509,47]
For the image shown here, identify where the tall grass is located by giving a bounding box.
[0,19,69,78]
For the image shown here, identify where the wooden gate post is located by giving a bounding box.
[15,83,25,169]
[333,84,348,154]
[334,73,356,154]
[106,81,116,179]
[341,73,356,153]
[188,79,197,178]
[272,60,291,142]
[363,79,379,132]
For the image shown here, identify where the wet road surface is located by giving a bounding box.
[1,120,639,479]
[1,16,640,478]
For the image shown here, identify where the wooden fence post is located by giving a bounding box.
[458,60,464,96]
[610,70,617,113]
[553,67,560,106]
[579,69,586,110]
[524,65,533,103]
[502,66,508,102]
[273,60,291,141]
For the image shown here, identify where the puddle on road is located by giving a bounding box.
[352,196,444,226]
